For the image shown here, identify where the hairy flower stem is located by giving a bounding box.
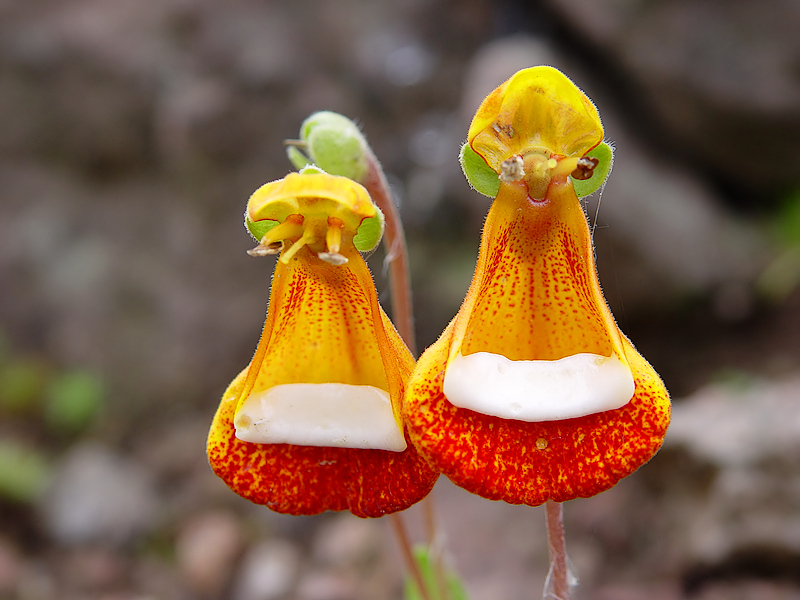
[361,147,417,356]
[390,513,432,600]
[544,501,572,600]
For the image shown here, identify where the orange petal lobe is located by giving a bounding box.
[209,368,436,517]
[405,326,669,505]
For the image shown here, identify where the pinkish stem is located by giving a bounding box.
[361,148,417,356]
[390,513,432,600]
[544,500,573,600]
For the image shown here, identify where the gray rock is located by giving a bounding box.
[176,510,244,596]
[295,570,358,600]
[591,128,770,312]
[545,0,800,192]
[39,443,158,546]
[667,376,800,467]
[691,580,800,600]
[662,375,800,561]
[312,514,382,568]
[233,539,300,600]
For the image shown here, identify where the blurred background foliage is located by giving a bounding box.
[1,0,800,599]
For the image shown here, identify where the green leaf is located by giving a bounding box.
[44,370,104,433]
[773,189,800,245]
[404,544,469,600]
[0,360,46,413]
[353,210,385,253]
[460,142,500,198]
[757,245,800,302]
[571,141,614,198]
[0,441,50,503]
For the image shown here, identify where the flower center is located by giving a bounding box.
[500,151,597,200]
[249,212,350,265]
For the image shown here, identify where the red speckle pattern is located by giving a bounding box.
[462,181,616,361]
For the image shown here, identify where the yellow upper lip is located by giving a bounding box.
[467,66,604,175]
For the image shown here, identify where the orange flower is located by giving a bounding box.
[208,172,437,517]
[404,67,670,506]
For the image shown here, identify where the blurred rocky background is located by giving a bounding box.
[1,0,800,598]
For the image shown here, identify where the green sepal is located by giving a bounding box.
[286,145,312,171]
[571,141,614,198]
[245,213,279,242]
[404,544,469,600]
[298,111,369,182]
[0,440,51,503]
[353,208,385,252]
[460,142,500,198]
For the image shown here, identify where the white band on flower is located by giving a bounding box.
[443,351,634,421]
[234,383,407,452]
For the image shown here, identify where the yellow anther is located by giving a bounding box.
[500,156,525,183]
[247,241,282,257]
[318,252,348,265]
[570,156,600,181]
